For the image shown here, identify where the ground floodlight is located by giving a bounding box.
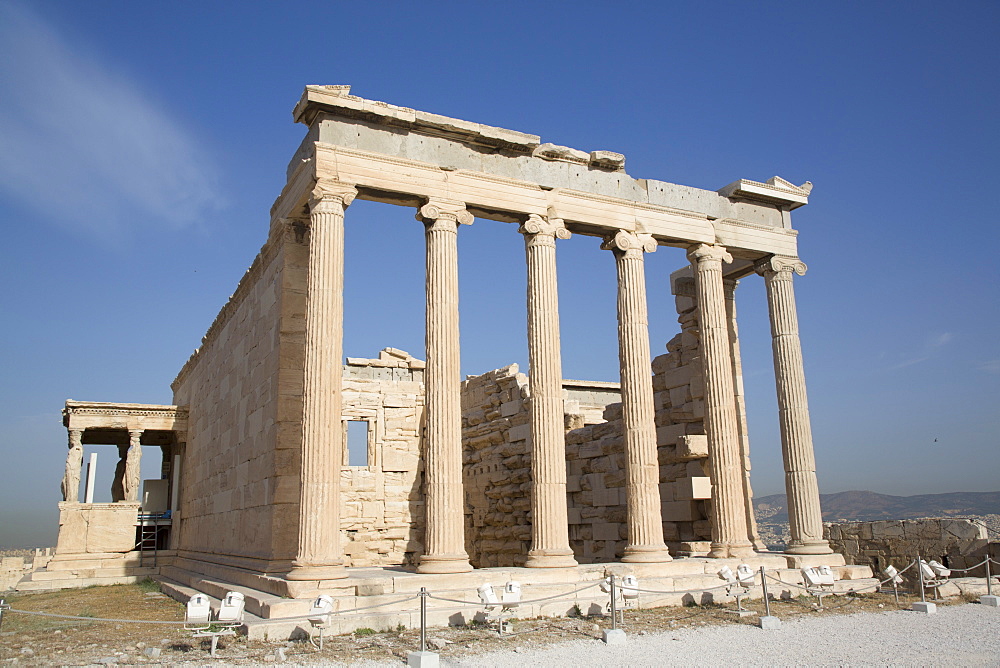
[883,565,903,585]
[185,594,212,630]
[717,566,737,585]
[599,576,612,593]
[919,560,937,581]
[308,595,335,650]
[621,574,639,601]
[217,591,245,625]
[736,564,755,586]
[502,581,521,608]
[928,560,951,578]
[478,584,499,610]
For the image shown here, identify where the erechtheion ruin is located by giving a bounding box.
[23,85,872,632]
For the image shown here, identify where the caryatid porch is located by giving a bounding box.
[282,85,832,582]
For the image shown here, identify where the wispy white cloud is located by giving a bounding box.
[0,3,223,241]
[887,331,953,370]
[980,360,1000,374]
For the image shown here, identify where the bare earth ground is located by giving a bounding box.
[0,580,977,666]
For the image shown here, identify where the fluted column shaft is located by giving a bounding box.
[521,215,577,568]
[603,230,671,563]
[123,429,143,502]
[61,429,84,502]
[287,180,357,581]
[723,279,766,550]
[755,256,832,555]
[417,200,473,574]
[688,244,753,558]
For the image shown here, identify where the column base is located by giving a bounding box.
[621,544,672,563]
[784,540,833,556]
[416,553,473,574]
[285,563,347,581]
[708,542,756,558]
[525,549,578,568]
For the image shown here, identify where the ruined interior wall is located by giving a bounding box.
[171,231,288,566]
[340,349,426,567]
[462,366,532,567]
[459,278,718,566]
[826,519,993,575]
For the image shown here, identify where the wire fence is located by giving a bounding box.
[2,555,998,655]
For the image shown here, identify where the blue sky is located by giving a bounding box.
[1,1,997,548]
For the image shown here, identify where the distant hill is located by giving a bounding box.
[755,490,1000,523]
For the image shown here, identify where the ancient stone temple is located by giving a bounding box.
[24,85,870,632]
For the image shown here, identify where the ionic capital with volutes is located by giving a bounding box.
[687,243,733,267]
[601,229,657,257]
[309,179,357,213]
[754,255,807,278]
[416,199,474,230]
[519,214,570,248]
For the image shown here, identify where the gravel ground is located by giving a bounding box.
[437,604,1000,667]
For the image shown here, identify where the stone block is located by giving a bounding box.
[980,595,1000,607]
[408,651,439,667]
[759,615,781,630]
[382,449,418,472]
[911,601,936,614]
[602,628,627,645]
[592,523,620,541]
[675,477,712,500]
[677,435,708,459]
[656,423,687,446]
[661,500,700,522]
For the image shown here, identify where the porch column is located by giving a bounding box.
[754,255,832,554]
[520,214,577,568]
[60,429,84,502]
[287,179,357,581]
[688,243,753,558]
[416,199,473,574]
[123,429,143,502]
[723,279,766,550]
[602,230,671,563]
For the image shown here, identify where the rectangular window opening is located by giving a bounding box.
[346,420,370,467]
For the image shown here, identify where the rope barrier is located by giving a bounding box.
[4,609,190,625]
[630,580,738,596]
[428,581,602,607]
[937,557,990,574]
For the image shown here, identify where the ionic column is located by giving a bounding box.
[723,279,766,550]
[602,230,671,563]
[520,214,577,568]
[123,429,143,502]
[416,199,473,574]
[754,256,832,555]
[287,179,357,581]
[688,244,753,558]
[60,429,84,502]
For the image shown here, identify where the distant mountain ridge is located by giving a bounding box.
[754,490,1000,523]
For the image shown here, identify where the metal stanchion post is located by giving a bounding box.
[758,565,780,629]
[407,588,437,667]
[0,598,5,632]
[982,557,1000,608]
[918,555,926,603]
[420,588,427,652]
[912,554,937,613]
[892,578,899,607]
[610,576,618,631]
[601,575,626,645]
